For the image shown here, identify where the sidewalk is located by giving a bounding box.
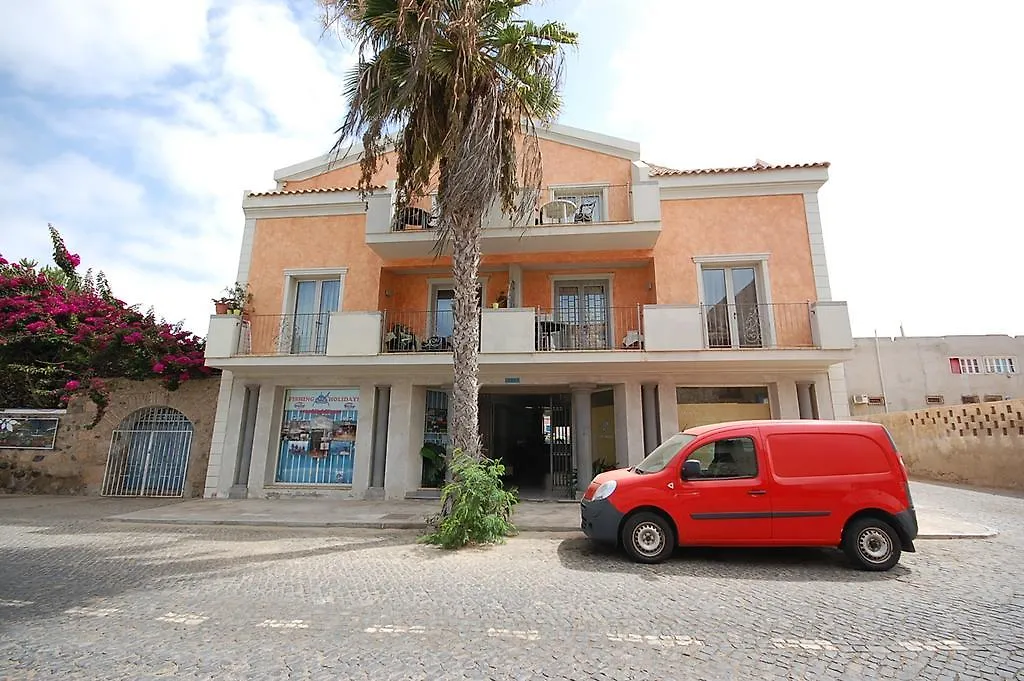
[106,497,998,539]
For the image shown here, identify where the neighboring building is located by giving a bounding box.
[202,123,854,500]
[847,335,1023,415]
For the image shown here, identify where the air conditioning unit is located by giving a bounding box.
[852,394,871,405]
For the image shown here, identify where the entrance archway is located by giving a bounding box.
[101,406,194,497]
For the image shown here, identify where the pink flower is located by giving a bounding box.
[69,253,81,267]
[25,321,48,333]
[152,362,165,373]
[123,331,144,345]
[65,380,81,391]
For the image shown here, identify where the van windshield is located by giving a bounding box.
[635,433,696,474]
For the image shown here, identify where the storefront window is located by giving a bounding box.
[276,388,358,485]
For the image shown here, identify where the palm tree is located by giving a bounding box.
[321,0,577,463]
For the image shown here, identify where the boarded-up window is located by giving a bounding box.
[766,433,891,478]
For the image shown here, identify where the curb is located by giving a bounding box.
[102,516,997,538]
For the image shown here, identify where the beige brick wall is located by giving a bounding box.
[0,377,220,496]
[857,399,1024,491]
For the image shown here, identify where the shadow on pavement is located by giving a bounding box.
[555,537,912,583]
[0,529,417,629]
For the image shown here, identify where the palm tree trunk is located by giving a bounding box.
[448,212,484,461]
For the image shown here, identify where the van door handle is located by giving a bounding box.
[747,489,767,496]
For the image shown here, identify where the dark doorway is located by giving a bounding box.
[480,391,573,499]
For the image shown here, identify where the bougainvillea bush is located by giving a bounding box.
[0,225,212,424]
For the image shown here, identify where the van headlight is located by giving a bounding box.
[592,480,617,501]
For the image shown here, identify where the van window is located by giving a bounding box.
[766,433,891,477]
[635,432,696,474]
[685,437,758,479]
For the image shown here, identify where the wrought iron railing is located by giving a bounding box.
[535,305,644,351]
[701,302,814,349]
[381,310,455,353]
[236,313,331,356]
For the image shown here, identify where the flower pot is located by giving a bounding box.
[214,302,229,315]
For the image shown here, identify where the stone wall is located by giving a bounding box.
[857,398,1024,491]
[0,377,220,496]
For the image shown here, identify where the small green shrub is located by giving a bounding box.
[422,450,518,549]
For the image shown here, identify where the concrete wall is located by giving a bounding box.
[858,399,1024,491]
[846,335,1024,415]
[0,378,220,496]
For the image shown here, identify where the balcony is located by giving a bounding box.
[364,163,662,259]
[205,301,853,366]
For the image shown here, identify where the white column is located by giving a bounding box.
[245,383,282,498]
[571,385,594,491]
[657,381,679,442]
[828,364,852,418]
[797,382,816,419]
[203,371,235,498]
[371,386,391,489]
[772,380,801,420]
[614,381,646,467]
[229,385,260,498]
[213,378,249,499]
[350,381,378,498]
[384,383,425,499]
[641,384,659,454]
[812,373,836,419]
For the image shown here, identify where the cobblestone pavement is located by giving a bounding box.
[1,483,1022,681]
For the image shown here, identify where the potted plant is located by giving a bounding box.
[213,282,252,316]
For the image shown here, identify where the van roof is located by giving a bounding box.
[683,419,885,437]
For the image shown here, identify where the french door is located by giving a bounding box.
[701,267,765,348]
[291,279,341,353]
[554,280,610,350]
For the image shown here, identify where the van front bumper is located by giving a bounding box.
[580,498,623,545]
[895,508,918,552]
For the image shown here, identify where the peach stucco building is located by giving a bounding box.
[202,123,853,500]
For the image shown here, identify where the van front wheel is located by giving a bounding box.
[621,512,675,564]
[843,517,901,571]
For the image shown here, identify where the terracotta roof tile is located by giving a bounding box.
[246,185,385,197]
[646,160,829,177]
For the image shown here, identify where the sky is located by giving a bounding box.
[1,0,1021,338]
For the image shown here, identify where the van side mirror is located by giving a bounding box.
[681,460,702,480]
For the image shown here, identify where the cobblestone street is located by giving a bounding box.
[1,482,1022,680]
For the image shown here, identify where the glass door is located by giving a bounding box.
[292,279,341,354]
[701,267,763,348]
[429,284,481,351]
[555,281,610,349]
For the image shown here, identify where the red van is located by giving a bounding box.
[580,420,918,571]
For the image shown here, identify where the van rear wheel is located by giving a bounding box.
[843,517,901,571]
[621,512,675,564]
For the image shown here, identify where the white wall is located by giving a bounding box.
[845,335,1024,414]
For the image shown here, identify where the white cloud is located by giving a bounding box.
[0,0,212,97]
[604,1,1024,336]
[0,0,355,333]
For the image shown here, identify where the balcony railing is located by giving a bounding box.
[237,313,331,356]
[701,302,814,349]
[535,305,644,351]
[206,300,850,361]
[381,310,457,353]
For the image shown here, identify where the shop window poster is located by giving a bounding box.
[275,389,358,485]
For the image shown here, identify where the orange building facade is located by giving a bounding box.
[202,124,853,500]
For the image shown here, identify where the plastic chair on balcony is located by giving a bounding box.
[538,199,577,225]
[622,329,643,349]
